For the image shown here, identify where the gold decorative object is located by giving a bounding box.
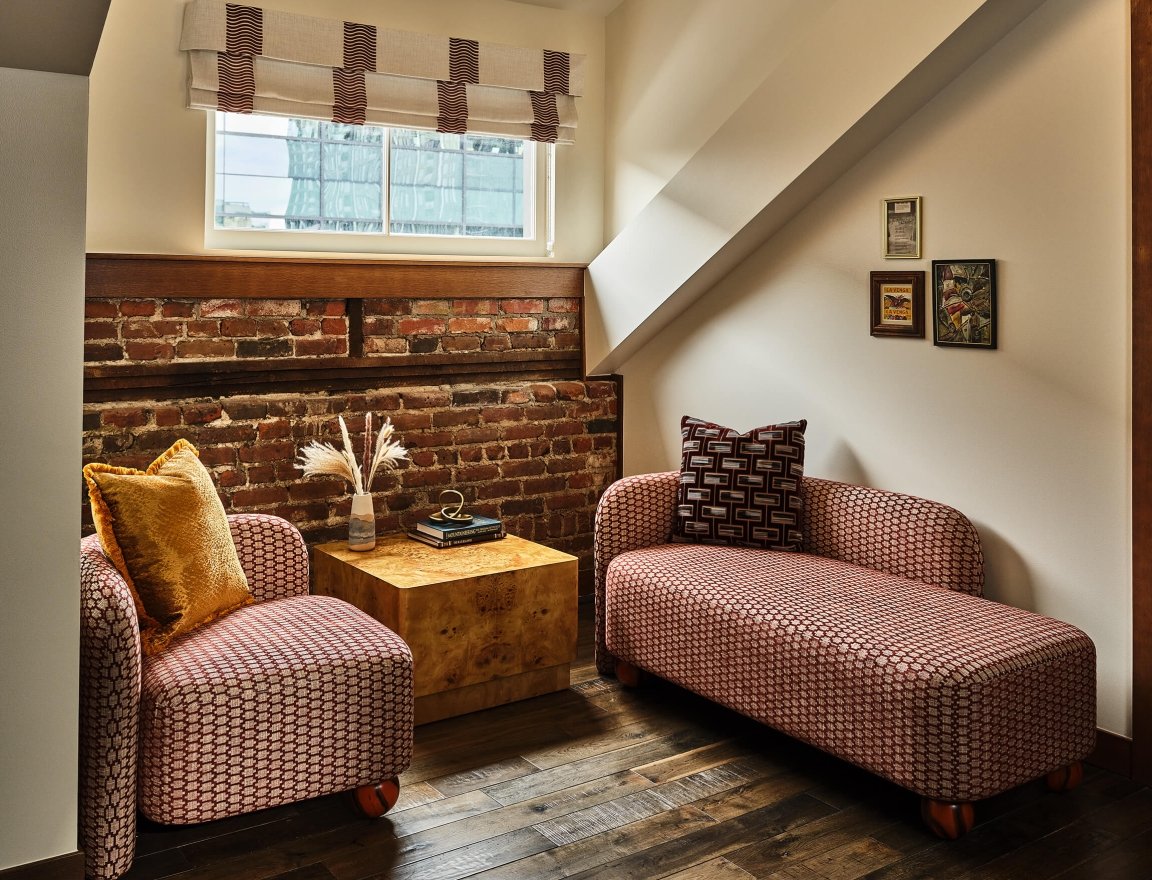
[428,489,473,523]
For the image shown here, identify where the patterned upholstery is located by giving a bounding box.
[595,473,1096,804]
[80,515,414,880]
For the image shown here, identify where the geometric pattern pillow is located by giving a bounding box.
[673,416,806,551]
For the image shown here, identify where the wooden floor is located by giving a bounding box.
[125,607,1152,880]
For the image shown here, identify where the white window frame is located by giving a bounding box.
[204,112,555,258]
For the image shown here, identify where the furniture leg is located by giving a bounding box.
[353,778,401,818]
[921,798,975,839]
[615,659,646,687]
[1046,761,1084,792]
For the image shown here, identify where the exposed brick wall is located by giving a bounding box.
[82,294,615,590]
[84,296,581,362]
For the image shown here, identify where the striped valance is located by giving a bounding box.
[179,0,583,144]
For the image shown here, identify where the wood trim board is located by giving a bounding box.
[0,852,84,880]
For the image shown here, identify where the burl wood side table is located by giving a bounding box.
[312,533,578,724]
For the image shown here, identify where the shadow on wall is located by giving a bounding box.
[971,521,1034,610]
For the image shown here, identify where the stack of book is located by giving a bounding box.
[407,514,505,549]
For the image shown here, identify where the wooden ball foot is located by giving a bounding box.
[1046,761,1084,792]
[921,798,975,839]
[615,659,646,688]
[353,778,400,818]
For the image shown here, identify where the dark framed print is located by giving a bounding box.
[883,196,921,258]
[870,270,925,338]
[931,259,997,349]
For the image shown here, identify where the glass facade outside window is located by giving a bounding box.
[214,114,530,239]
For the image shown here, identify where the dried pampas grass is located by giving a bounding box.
[297,414,408,495]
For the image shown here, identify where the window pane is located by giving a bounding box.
[323,143,383,183]
[322,181,383,220]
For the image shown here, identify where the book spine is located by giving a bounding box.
[409,530,505,548]
[417,522,503,539]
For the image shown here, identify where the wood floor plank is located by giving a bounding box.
[797,838,903,880]
[520,718,679,770]
[663,856,758,880]
[390,781,445,813]
[1049,825,1152,879]
[428,757,542,798]
[634,739,755,784]
[367,827,555,880]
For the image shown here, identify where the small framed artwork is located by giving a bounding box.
[870,270,925,338]
[883,196,921,258]
[931,259,997,349]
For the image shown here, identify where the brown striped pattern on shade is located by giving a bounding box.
[342,21,377,72]
[332,68,367,125]
[436,81,469,134]
[449,38,481,84]
[216,53,255,113]
[543,49,570,94]
[530,91,560,143]
[224,3,262,55]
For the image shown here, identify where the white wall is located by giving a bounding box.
[87,0,605,262]
[0,66,87,870]
[615,0,1132,734]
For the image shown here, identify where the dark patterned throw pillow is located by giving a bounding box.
[673,415,807,551]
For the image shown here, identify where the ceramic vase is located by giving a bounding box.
[348,493,376,551]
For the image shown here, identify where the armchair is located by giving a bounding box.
[79,514,414,880]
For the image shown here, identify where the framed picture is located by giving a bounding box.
[931,260,997,349]
[870,270,925,338]
[883,196,921,258]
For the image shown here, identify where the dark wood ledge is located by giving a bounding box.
[86,253,586,300]
[84,350,582,402]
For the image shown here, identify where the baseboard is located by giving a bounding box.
[0,851,84,880]
[1087,728,1132,776]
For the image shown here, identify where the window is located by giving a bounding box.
[210,113,551,255]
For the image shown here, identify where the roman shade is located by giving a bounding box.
[179,0,583,143]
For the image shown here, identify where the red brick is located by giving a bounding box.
[501,459,546,478]
[161,302,195,318]
[553,382,587,400]
[307,301,346,317]
[546,456,588,474]
[198,446,237,467]
[246,299,300,317]
[401,467,453,488]
[85,300,118,319]
[501,299,545,314]
[231,486,290,507]
[186,320,220,337]
[154,407,182,427]
[529,384,557,402]
[547,420,584,438]
[547,492,588,510]
[504,422,544,440]
[390,412,433,431]
[237,440,296,463]
[442,336,482,352]
[526,404,566,421]
[408,430,454,448]
[295,337,348,356]
[408,450,439,467]
[366,391,402,410]
[363,299,409,316]
[498,317,538,333]
[244,465,278,485]
[456,446,485,463]
[125,340,175,360]
[448,317,494,334]
[523,476,566,494]
[255,320,290,337]
[288,480,348,502]
[402,390,451,408]
[510,333,551,349]
[454,426,501,444]
[452,299,498,315]
[219,318,258,337]
[257,419,292,440]
[119,300,157,317]
[548,298,581,313]
[101,408,148,429]
[183,404,222,425]
[555,332,581,349]
[571,436,595,454]
[290,318,322,336]
[214,468,245,488]
[85,322,117,340]
[321,317,348,335]
[482,335,512,352]
[433,409,479,428]
[587,381,617,398]
[567,472,597,490]
[123,320,182,339]
[412,299,451,315]
[503,498,544,516]
[478,406,521,424]
[476,480,521,500]
[363,317,395,336]
[176,339,234,358]
[456,464,500,483]
[502,389,532,405]
[398,317,447,335]
[541,316,576,331]
[365,337,408,355]
[200,299,243,318]
[82,340,122,361]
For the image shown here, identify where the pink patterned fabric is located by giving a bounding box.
[140,594,413,823]
[79,516,414,880]
[595,473,1096,804]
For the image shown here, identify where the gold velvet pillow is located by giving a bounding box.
[83,439,252,655]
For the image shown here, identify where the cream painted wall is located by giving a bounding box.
[0,66,87,870]
[603,0,833,239]
[87,0,604,261]
[616,0,1132,734]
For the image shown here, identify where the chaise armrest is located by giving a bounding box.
[593,471,679,674]
[228,513,309,602]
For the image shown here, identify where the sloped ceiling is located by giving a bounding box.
[0,0,111,76]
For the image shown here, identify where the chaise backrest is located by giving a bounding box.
[800,476,984,596]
